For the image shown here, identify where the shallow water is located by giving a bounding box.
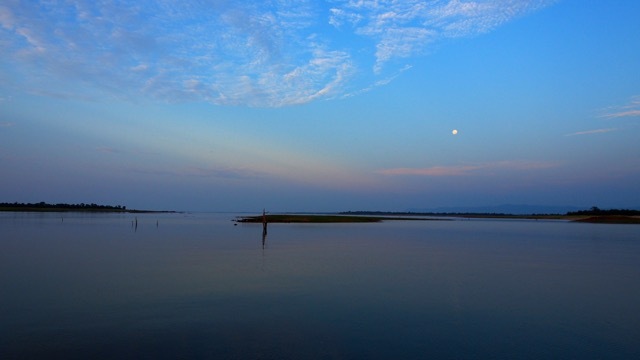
[1,212,639,359]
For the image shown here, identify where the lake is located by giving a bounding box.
[1,212,639,359]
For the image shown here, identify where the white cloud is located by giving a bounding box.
[0,0,555,107]
[130,64,149,72]
[342,64,412,98]
[601,96,640,119]
[565,128,617,136]
[332,0,555,72]
[374,27,435,73]
[329,8,362,28]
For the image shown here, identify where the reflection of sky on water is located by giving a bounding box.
[1,213,639,359]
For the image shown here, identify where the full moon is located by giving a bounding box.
[452,129,458,135]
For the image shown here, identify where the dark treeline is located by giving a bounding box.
[340,210,555,216]
[340,210,531,217]
[343,207,640,217]
[0,202,126,211]
[566,207,640,216]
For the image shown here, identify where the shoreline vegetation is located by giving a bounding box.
[0,202,174,213]
[237,207,640,224]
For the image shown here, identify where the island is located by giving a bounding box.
[235,214,447,223]
[237,207,640,224]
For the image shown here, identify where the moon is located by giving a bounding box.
[452,129,458,135]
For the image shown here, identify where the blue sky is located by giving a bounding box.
[1,0,639,212]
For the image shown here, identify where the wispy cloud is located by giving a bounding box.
[600,95,640,119]
[330,0,555,73]
[1,1,555,107]
[565,128,617,136]
[378,160,558,177]
[342,64,413,98]
[0,121,14,128]
[127,165,266,181]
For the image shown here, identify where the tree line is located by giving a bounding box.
[566,207,640,216]
[343,207,640,217]
[0,202,126,211]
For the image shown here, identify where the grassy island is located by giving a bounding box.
[341,209,640,224]
[236,214,446,223]
[237,208,640,224]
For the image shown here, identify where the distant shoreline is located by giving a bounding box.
[0,202,175,214]
[0,207,175,214]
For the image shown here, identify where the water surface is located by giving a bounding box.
[1,212,639,359]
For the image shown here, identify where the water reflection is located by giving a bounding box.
[262,226,267,249]
[262,209,268,249]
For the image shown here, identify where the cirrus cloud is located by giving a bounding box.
[600,95,640,119]
[0,0,555,107]
[565,128,617,137]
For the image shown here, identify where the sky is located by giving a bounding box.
[1,0,639,212]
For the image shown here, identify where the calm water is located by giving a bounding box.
[1,212,639,359]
